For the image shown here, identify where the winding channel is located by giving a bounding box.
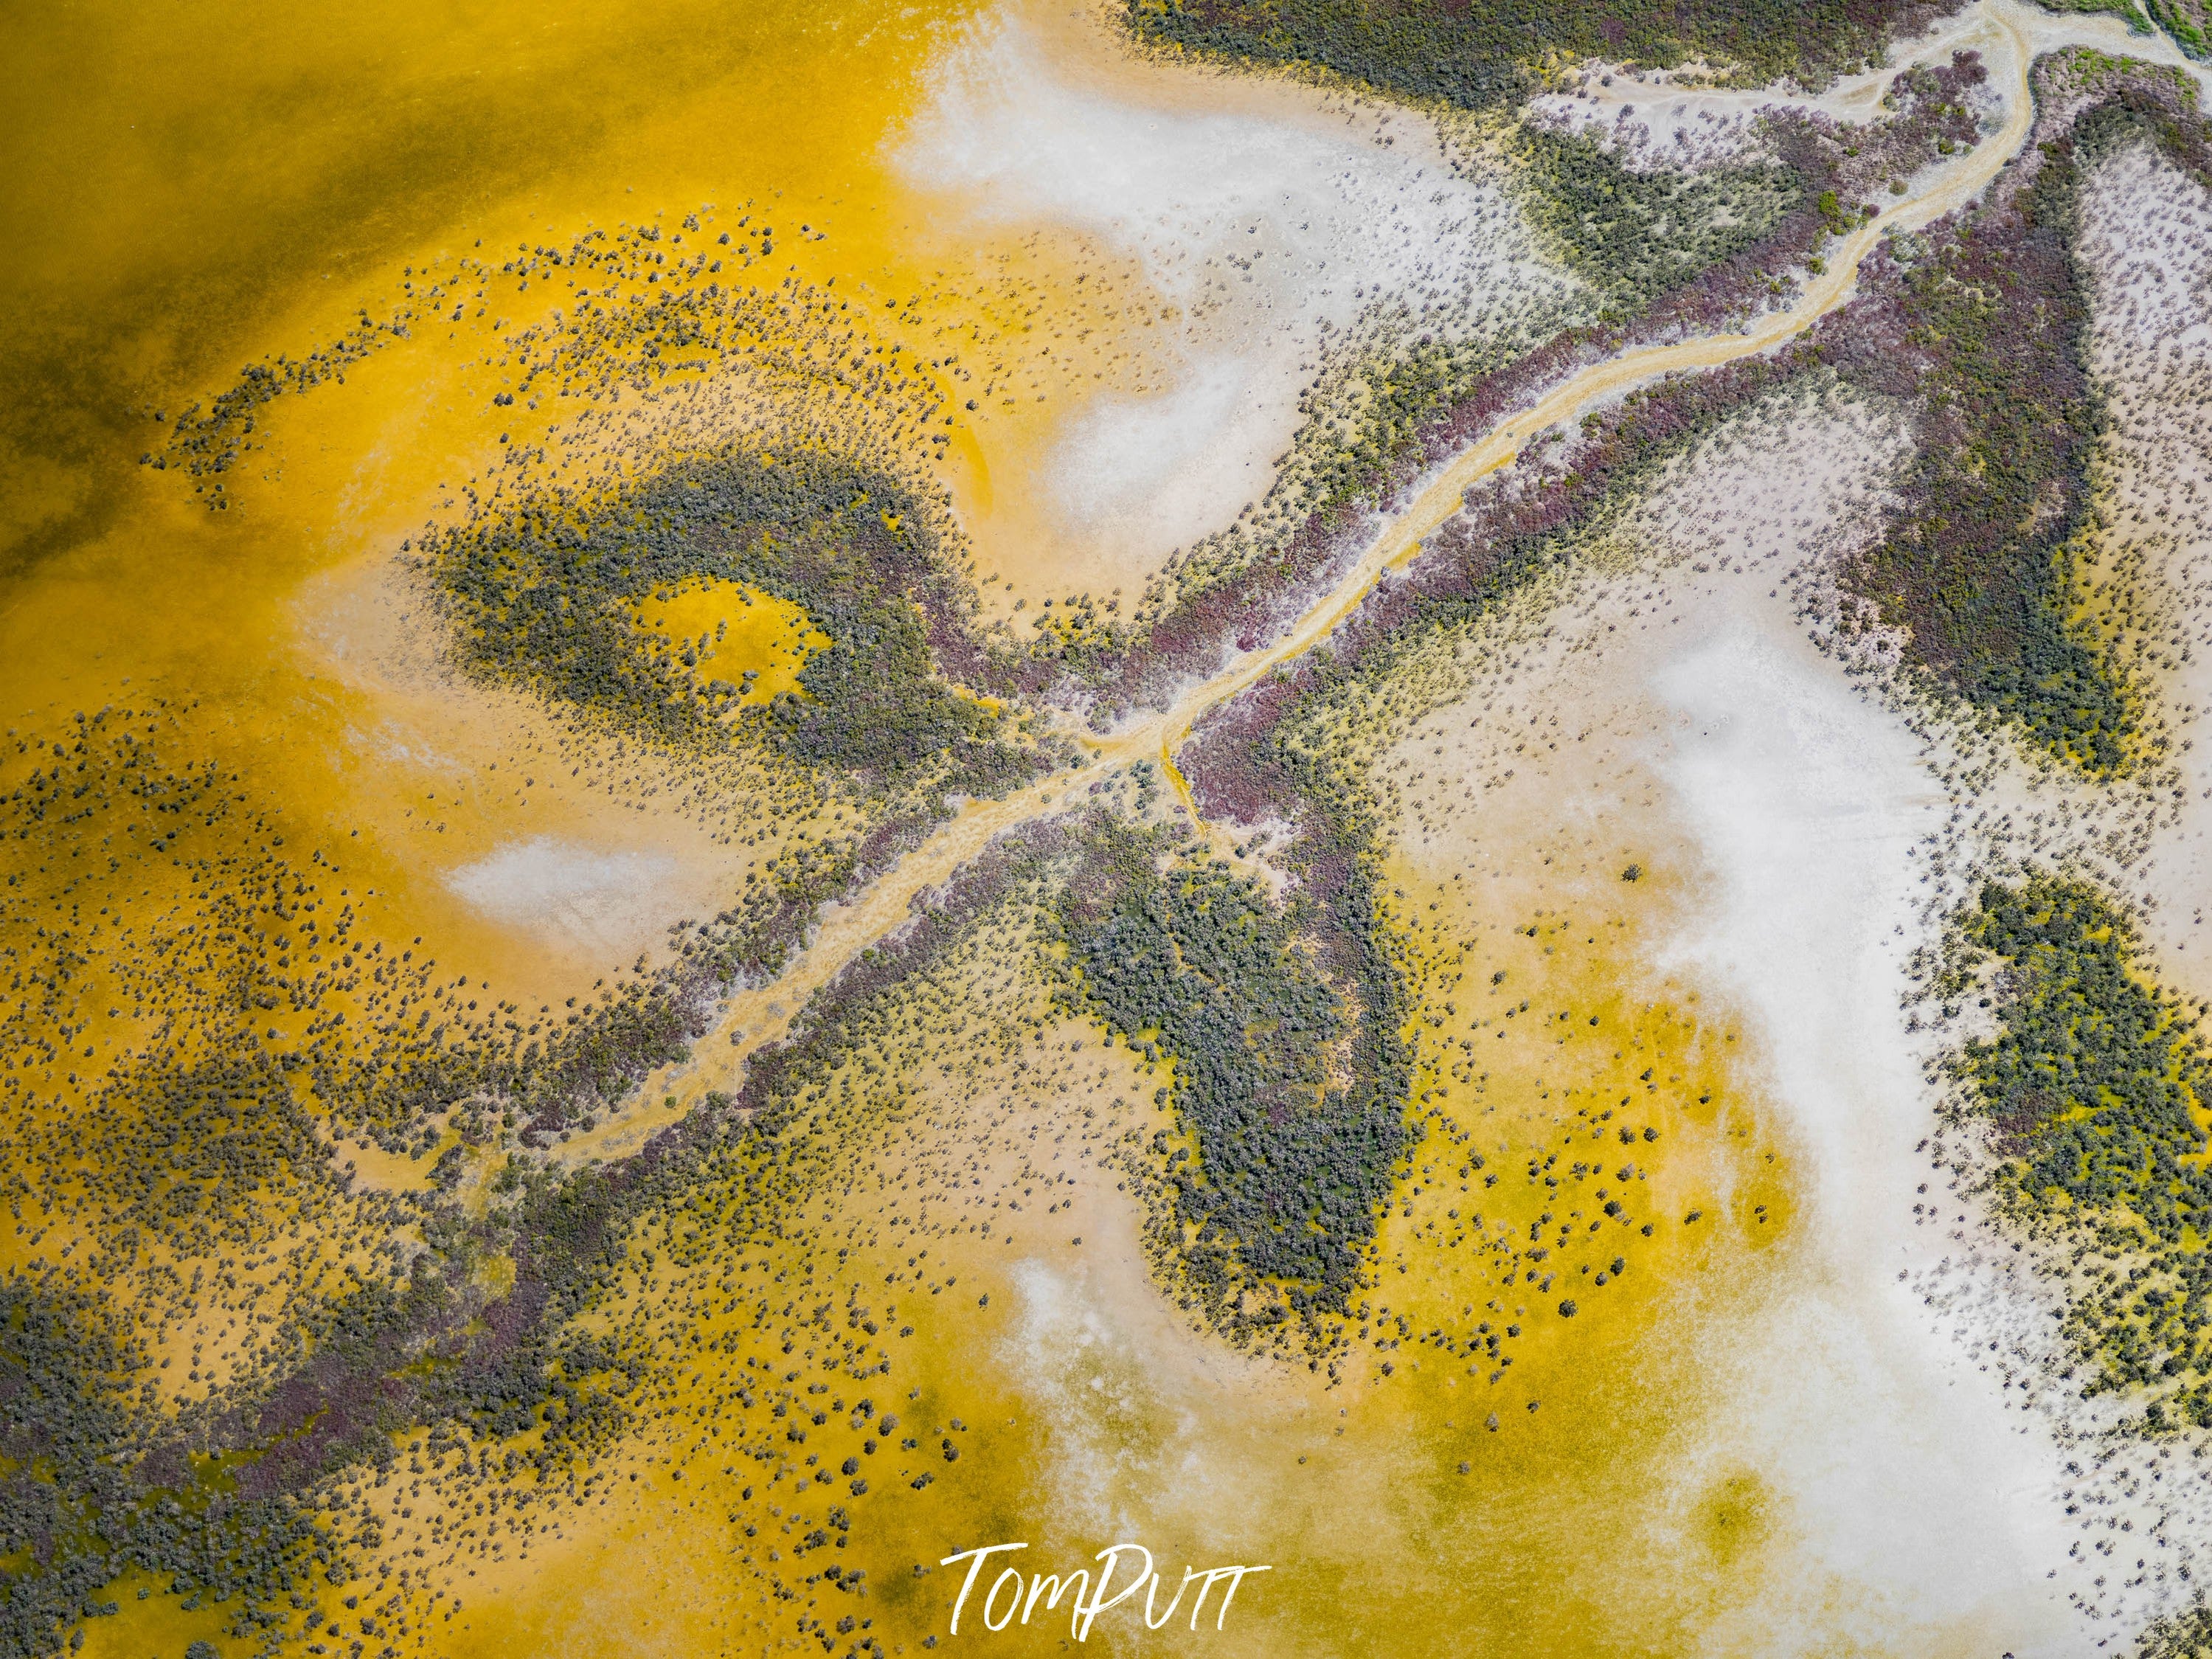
[563,0,2157,1166]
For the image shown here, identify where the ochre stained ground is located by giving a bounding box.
[4,1,1844,1655]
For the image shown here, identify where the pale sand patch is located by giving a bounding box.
[896,992,1300,1548]
[1618,386,2212,1649]
[1835,153,2212,1646]
[1551,132,2212,1654]
[897,0,1578,600]
[1046,350,1268,541]
[989,1151,1295,1548]
[1375,391,2111,1654]
[293,550,810,1008]
[444,836,681,961]
[1643,623,2081,1657]
[1526,1,2008,167]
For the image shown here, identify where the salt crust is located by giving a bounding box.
[445,836,682,959]
[897,7,1580,591]
[1373,383,2187,1653]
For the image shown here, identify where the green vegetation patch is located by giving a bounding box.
[417,446,1024,794]
[1055,821,1408,1338]
[1514,128,1803,310]
[0,1284,327,1659]
[1837,62,2212,773]
[2140,1595,2212,1659]
[1949,877,2212,1421]
[2143,0,2209,58]
[1122,0,1933,115]
[1283,330,1536,528]
[1958,878,2212,1238]
[1840,135,2121,769]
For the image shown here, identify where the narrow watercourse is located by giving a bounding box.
[565,0,2173,1166]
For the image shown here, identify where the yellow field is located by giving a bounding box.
[2,1,2177,1656]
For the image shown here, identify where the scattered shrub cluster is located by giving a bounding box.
[0,718,682,1640]
[136,309,401,508]
[0,1284,329,1659]
[0,702,996,1649]
[417,446,1030,796]
[1949,878,2212,1423]
[1224,50,2187,784]
[0,707,732,1154]
[1513,128,1803,313]
[1514,55,1986,326]
[2138,1593,2212,1659]
[145,212,957,509]
[1122,0,1943,115]
[1053,819,1409,1341]
[2142,0,2208,55]
[60,34,2212,1658]
[1825,62,2212,770]
[1092,53,1988,719]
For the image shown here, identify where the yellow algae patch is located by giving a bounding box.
[339,1123,458,1194]
[1694,1469,1779,1569]
[633,578,828,706]
[1304,825,1798,1655]
[50,791,1796,1659]
[704,873,1750,1659]
[78,1570,249,1659]
[339,892,1243,1658]
[1173,550,1807,1652]
[0,7,2087,1657]
[474,1250,518,1303]
[413,862,1709,1658]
